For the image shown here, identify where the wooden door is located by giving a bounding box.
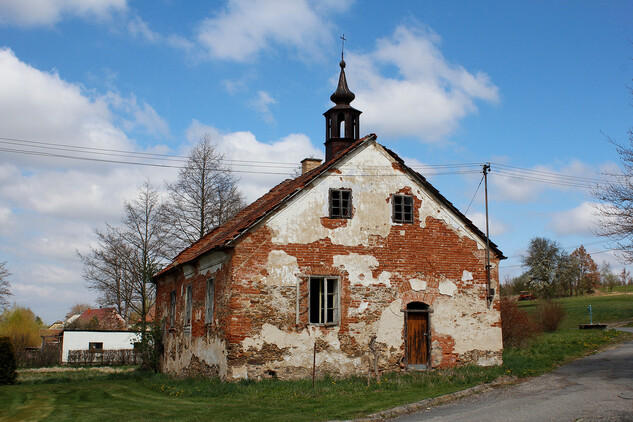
[406,312,428,366]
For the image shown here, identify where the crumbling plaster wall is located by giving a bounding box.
[156,251,231,377]
[222,142,502,380]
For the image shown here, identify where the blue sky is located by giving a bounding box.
[0,1,631,322]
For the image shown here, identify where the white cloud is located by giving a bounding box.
[127,15,159,42]
[492,161,596,202]
[467,212,508,237]
[187,120,322,202]
[104,92,170,138]
[195,0,352,62]
[0,48,132,164]
[346,25,499,142]
[249,91,277,123]
[0,0,127,27]
[126,16,194,51]
[0,48,175,322]
[548,202,599,237]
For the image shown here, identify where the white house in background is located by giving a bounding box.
[61,330,141,363]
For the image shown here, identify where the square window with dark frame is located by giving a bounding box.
[88,342,103,351]
[309,277,339,325]
[169,290,176,327]
[184,284,193,329]
[329,189,352,218]
[393,194,414,223]
[205,278,214,324]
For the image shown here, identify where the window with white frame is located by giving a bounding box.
[169,290,176,327]
[205,278,214,324]
[184,284,193,329]
[309,277,339,324]
[392,194,414,223]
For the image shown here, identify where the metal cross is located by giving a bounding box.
[340,34,347,59]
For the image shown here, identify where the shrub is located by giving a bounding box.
[500,297,541,348]
[0,336,17,385]
[536,300,566,332]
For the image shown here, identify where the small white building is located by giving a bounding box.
[61,330,141,363]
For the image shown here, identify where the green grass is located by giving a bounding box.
[518,293,633,328]
[1,294,632,421]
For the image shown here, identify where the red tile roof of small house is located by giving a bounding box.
[154,134,504,279]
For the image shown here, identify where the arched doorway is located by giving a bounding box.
[405,302,430,368]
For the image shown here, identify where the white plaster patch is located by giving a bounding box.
[376,299,403,348]
[266,144,412,247]
[240,323,362,376]
[199,251,227,276]
[462,270,473,282]
[183,264,194,279]
[256,250,299,286]
[438,279,457,296]
[409,278,427,291]
[432,294,503,355]
[163,335,227,378]
[477,355,502,366]
[349,301,369,316]
[232,365,248,380]
[333,253,391,287]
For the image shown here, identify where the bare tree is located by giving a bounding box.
[79,231,135,320]
[594,83,633,260]
[0,262,11,311]
[163,134,245,249]
[64,303,92,320]
[79,181,173,328]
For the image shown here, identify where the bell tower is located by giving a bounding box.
[324,41,361,162]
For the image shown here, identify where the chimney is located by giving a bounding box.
[301,158,322,175]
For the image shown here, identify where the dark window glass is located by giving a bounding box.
[89,342,103,351]
[330,189,352,218]
[393,195,414,223]
[309,277,339,324]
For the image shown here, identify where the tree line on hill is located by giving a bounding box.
[502,237,630,298]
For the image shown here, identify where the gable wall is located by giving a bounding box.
[218,142,502,380]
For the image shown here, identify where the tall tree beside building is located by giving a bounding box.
[79,231,135,320]
[0,262,11,311]
[163,134,245,250]
[79,181,173,327]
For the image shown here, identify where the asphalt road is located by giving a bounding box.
[394,330,633,422]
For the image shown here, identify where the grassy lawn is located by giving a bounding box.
[1,294,632,421]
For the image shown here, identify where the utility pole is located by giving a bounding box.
[483,163,493,305]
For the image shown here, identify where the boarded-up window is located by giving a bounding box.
[329,189,352,218]
[169,290,176,327]
[184,284,193,328]
[205,279,214,324]
[309,277,339,324]
[393,194,413,223]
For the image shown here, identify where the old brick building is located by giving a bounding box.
[153,58,505,380]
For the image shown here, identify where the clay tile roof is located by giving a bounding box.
[154,133,504,279]
[154,135,374,278]
[76,307,124,324]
